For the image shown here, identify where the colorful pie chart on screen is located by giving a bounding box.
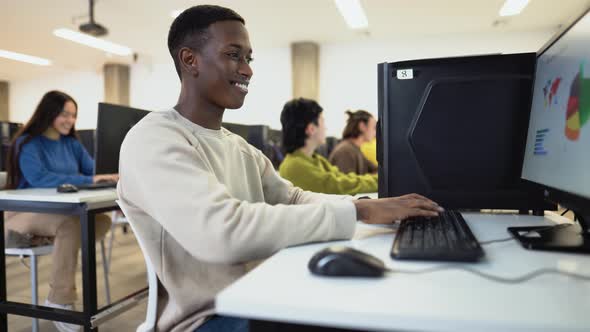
[565,63,590,141]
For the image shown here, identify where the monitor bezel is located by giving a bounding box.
[520,7,590,221]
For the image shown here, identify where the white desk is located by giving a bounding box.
[0,188,117,206]
[354,192,379,199]
[0,188,145,332]
[217,212,590,332]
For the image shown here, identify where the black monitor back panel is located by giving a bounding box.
[95,103,150,174]
[77,129,95,157]
[316,137,340,159]
[223,122,269,151]
[378,53,554,210]
[0,122,21,172]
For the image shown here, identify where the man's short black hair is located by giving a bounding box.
[280,98,323,153]
[167,5,245,79]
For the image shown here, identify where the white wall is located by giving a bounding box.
[129,46,292,131]
[223,46,292,130]
[319,30,556,136]
[8,30,556,136]
[129,62,179,112]
[8,46,292,132]
[128,30,556,138]
[10,70,103,129]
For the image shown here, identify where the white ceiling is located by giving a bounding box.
[1,0,589,81]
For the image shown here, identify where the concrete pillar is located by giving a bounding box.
[0,81,8,121]
[291,42,319,100]
[103,64,130,105]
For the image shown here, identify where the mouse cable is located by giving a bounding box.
[478,237,514,245]
[386,265,590,284]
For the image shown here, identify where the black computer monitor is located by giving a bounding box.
[316,136,340,158]
[95,103,150,174]
[246,125,268,151]
[0,121,21,172]
[223,122,268,150]
[378,53,554,211]
[77,129,95,157]
[267,128,282,147]
[223,123,286,167]
[264,128,284,169]
[516,8,590,253]
[0,122,21,143]
[222,122,250,141]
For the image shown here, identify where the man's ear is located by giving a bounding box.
[179,47,199,77]
[305,123,316,137]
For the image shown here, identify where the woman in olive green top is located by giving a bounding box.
[279,98,378,195]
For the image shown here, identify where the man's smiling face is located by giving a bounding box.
[194,20,253,110]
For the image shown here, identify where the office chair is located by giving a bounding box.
[116,200,158,332]
[102,210,129,273]
[5,240,111,332]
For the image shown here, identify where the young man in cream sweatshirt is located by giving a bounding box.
[117,5,443,332]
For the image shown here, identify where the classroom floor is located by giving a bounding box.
[7,226,147,331]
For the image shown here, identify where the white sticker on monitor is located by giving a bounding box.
[396,69,414,80]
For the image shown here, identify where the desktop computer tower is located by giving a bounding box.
[377,53,555,211]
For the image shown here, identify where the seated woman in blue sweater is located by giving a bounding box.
[4,90,116,332]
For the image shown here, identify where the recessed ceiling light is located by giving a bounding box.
[53,28,132,56]
[499,0,530,17]
[334,0,369,30]
[0,49,51,66]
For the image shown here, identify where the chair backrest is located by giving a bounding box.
[116,200,158,332]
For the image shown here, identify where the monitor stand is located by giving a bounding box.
[507,213,590,253]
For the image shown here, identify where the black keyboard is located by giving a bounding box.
[76,181,117,190]
[391,210,484,262]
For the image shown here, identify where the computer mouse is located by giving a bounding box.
[56,183,79,193]
[308,246,386,278]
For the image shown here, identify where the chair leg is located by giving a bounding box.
[107,225,116,271]
[30,255,39,332]
[100,240,111,305]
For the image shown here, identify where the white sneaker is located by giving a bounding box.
[44,299,81,332]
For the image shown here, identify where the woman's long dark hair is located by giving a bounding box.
[5,90,79,189]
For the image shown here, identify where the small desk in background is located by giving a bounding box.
[217,212,590,332]
[0,188,147,332]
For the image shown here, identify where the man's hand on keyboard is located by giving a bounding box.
[353,193,444,224]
